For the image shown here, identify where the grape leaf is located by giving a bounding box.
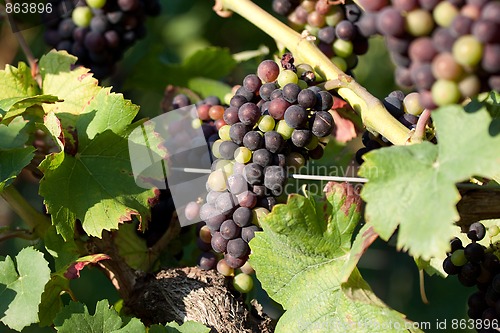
[115,222,150,271]
[44,226,80,271]
[39,129,156,240]
[130,47,237,93]
[0,95,60,121]
[39,51,101,127]
[54,300,144,332]
[149,321,211,333]
[43,112,64,151]
[0,148,34,192]
[0,62,39,110]
[250,182,419,332]
[0,117,35,191]
[64,254,110,279]
[0,247,51,331]
[187,77,232,101]
[359,105,500,260]
[0,116,32,149]
[38,275,71,327]
[76,88,140,148]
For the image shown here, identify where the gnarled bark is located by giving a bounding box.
[127,267,275,333]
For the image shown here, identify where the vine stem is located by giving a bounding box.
[1,185,51,238]
[215,0,411,145]
[4,0,42,87]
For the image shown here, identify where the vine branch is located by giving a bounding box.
[1,185,51,238]
[216,0,411,145]
[4,0,42,87]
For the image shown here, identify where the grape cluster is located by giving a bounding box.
[357,0,500,108]
[194,56,336,273]
[273,0,370,72]
[356,90,423,164]
[42,0,160,80]
[443,222,500,327]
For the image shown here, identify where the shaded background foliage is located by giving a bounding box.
[0,0,471,332]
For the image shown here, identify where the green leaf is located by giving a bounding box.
[0,116,32,149]
[115,222,150,271]
[0,95,59,121]
[76,87,140,149]
[54,300,143,332]
[0,247,51,331]
[359,105,500,260]
[130,47,237,94]
[39,129,155,240]
[149,321,211,333]
[0,147,35,192]
[250,183,417,333]
[38,275,71,327]
[0,62,39,111]
[44,226,80,271]
[340,224,378,282]
[39,50,101,127]
[187,77,232,102]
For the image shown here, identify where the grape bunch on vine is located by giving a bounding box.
[0,0,498,333]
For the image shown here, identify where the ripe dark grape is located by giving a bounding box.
[297,89,318,109]
[258,60,280,83]
[310,111,334,137]
[268,97,291,120]
[227,238,250,258]
[291,129,313,148]
[43,0,160,80]
[315,91,334,111]
[198,252,217,270]
[468,222,486,241]
[252,148,273,167]
[233,207,252,227]
[243,131,264,151]
[241,225,260,243]
[264,131,285,153]
[336,20,356,40]
[443,256,461,275]
[282,83,301,103]
[220,220,241,240]
[284,105,308,129]
[229,123,249,145]
[465,243,485,263]
[259,83,278,101]
[211,232,229,253]
[243,163,264,185]
[264,166,287,195]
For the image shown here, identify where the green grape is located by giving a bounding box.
[218,124,231,141]
[489,225,500,237]
[452,35,483,67]
[450,249,467,267]
[252,207,269,227]
[234,147,252,164]
[191,118,202,129]
[431,79,461,106]
[331,57,347,72]
[403,92,424,116]
[275,119,294,140]
[212,139,223,159]
[333,39,353,58]
[325,6,344,26]
[406,9,434,36]
[232,273,254,293]
[458,75,481,98]
[214,159,233,175]
[258,115,275,132]
[277,70,299,87]
[72,6,93,28]
[297,79,308,89]
[207,169,228,192]
[86,0,106,9]
[433,2,459,27]
[239,261,255,275]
